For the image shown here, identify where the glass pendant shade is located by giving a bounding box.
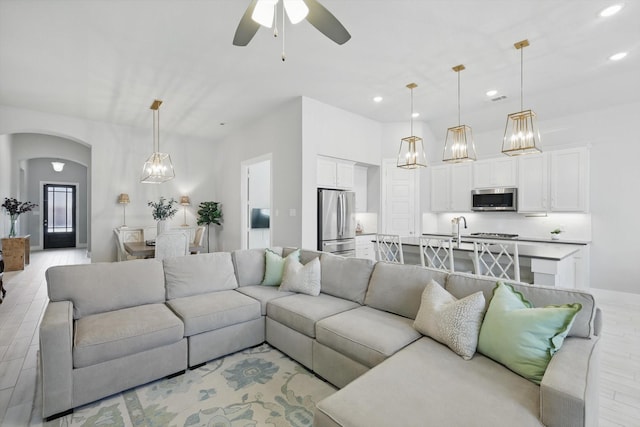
[397,83,427,169]
[443,125,476,162]
[141,99,175,184]
[502,39,542,156]
[501,110,542,156]
[397,135,427,169]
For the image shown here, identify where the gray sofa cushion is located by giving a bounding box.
[315,337,543,427]
[283,247,323,264]
[167,290,261,336]
[445,272,597,338]
[232,247,283,286]
[73,303,183,368]
[235,285,294,315]
[164,252,238,300]
[320,253,375,304]
[316,306,421,368]
[267,293,359,338]
[47,259,165,319]
[364,262,449,319]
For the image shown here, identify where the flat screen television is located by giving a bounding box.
[251,208,270,229]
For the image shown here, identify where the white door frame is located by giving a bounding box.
[240,154,273,249]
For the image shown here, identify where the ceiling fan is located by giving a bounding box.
[233,0,351,49]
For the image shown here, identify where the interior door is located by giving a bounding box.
[382,159,418,236]
[43,184,76,249]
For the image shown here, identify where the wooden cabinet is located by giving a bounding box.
[317,156,355,189]
[550,148,589,212]
[518,153,548,212]
[473,157,517,188]
[354,165,368,212]
[1,235,30,271]
[431,163,472,212]
[355,235,376,260]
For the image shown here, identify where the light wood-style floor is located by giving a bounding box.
[0,249,638,426]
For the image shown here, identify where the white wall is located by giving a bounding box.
[301,97,383,249]
[0,134,13,237]
[0,104,216,262]
[213,98,303,252]
[248,159,271,249]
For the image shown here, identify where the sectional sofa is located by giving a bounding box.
[40,248,601,426]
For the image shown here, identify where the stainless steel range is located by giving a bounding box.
[469,232,519,239]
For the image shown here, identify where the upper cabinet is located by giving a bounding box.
[317,156,355,190]
[549,148,589,212]
[431,163,473,212]
[473,157,517,188]
[517,147,589,213]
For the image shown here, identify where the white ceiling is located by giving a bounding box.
[1,0,638,141]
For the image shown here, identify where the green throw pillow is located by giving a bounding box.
[262,249,300,286]
[477,282,582,384]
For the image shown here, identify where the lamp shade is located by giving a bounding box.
[501,110,542,156]
[141,100,175,184]
[443,125,477,162]
[117,193,130,204]
[180,196,190,206]
[397,136,427,169]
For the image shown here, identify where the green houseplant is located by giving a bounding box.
[2,197,38,238]
[148,197,178,235]
[550,228,563,240]
[197,201,222,252]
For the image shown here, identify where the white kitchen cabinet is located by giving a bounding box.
[354,165,368,212]
[430,163,472,212]
[355,235,376,260]
[317,156,355,189]
[518,153,548,212]
[473,157,517,188]
[550,148,588,212]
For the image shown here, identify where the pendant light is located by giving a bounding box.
[141,100,175,184]
[397,83,427,169]
[443,64,476,163]
[502,39,542,156]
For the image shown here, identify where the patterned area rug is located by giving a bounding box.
[35,344,336,427]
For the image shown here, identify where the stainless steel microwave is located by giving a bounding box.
[471,187,517,211]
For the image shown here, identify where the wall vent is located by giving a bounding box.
[491,95,507,102]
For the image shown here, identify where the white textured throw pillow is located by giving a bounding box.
[413,280,486,360]
[279,256,321,296]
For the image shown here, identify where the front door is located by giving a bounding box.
[43,184,76,249]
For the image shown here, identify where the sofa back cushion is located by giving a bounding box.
[445,272,597,338]
[164,252,238,300]
[320,253,375,304]
[283,247,323,264]
[232,247,283,286]
[364,262,449,319]
[46,259,165,319]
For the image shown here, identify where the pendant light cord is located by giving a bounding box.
[457,70,461,126]
[520,46,524,112]
[281,1,286,61]
[410,87,414,135]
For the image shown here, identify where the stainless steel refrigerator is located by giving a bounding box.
[317,188,356,256]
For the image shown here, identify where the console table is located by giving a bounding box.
[1,235,31,271]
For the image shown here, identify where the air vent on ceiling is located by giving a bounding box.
[491,95,507,102]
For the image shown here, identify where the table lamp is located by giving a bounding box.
[118,193,130,228]
[180,196,190,226]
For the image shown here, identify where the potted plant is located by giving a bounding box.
[148,197,178,235]
[550,228,563,240]
[2,197,38,238]
[197,201,222,252]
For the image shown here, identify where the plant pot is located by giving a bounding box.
[551,233,560,240]
[157,220,168,236]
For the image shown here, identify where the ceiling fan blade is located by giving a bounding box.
[233,0,261,46]
[302,0,351,45]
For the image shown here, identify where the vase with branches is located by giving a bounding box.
[148,197,178,235]
[2,197,38,238]
[197,201,222,252]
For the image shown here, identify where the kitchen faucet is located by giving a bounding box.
[452,216,467,247]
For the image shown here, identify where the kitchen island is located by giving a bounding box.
[400,235,588,289]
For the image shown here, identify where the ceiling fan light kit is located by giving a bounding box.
[397,83,427,169]
[502,39,542,156]
[141,100,175,184]
[443,64,477,163]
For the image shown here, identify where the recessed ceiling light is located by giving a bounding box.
[373,96,383,103]
[599,4,623,17]
[412,112,420,118]
[486,89,498,97]
[609,51,628,61]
